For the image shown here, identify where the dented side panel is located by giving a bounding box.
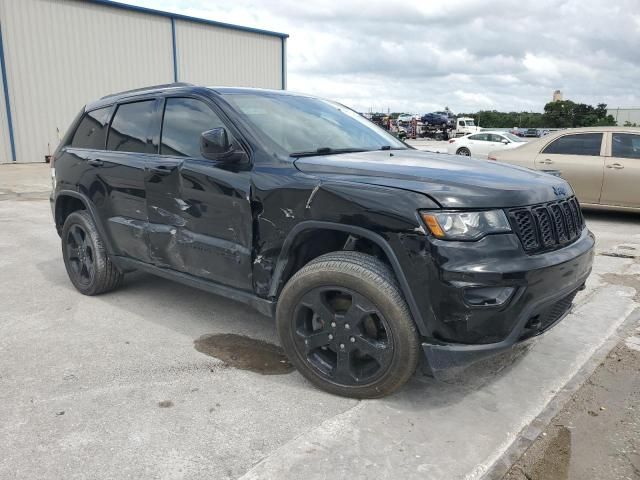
[144,156,254,291]
[249,162,439,301]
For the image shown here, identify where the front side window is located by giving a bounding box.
[71,107,111,149]
[488,134,505,143]
[161,98,226,157]
[612,133,640,159]
[107,100,156,154]
[222,93,406,156]
[542,133,603,156]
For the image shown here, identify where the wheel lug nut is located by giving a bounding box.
[331,322,336,328]
[344,323,350,330]
[328,334,334,340]
[350,337,355,343]
[339,343,345,349]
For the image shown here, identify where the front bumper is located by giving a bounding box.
[419,228,595,372]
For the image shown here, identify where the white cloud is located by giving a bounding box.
[121,0,640,113]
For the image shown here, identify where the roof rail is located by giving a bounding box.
[100,82,194,100]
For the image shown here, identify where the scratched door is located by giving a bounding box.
[145,96,253,290]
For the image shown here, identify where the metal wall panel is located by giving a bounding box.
[0,59,11,164]
[0,0,174,163]
[175,19,283,89]
[608,108,640,127]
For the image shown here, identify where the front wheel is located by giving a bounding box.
[276,251,420,398]
[456,147,471,156]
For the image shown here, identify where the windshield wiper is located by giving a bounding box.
[289,147,370,158]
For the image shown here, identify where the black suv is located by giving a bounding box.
[51,84,594,398]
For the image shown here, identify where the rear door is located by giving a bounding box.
[600,132,640,208]
[467,133,491,156]
[534,132,605,204]
[99,99,159,263]
[144,96,253,290]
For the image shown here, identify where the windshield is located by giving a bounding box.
[503,132,526,142]
[464,120,475,126]
[221,93,407,156]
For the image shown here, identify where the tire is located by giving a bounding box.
[456,147,471,156]
[276,251,420,398]
[61,210,123,295]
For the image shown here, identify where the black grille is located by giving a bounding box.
[508,196,584,254]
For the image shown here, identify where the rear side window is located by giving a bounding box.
[612,133,640,159]
[160,97,226,157]
[71,107,111,149]
[107,100,156,154]
[542,133,602,156]
[469,133,489,141]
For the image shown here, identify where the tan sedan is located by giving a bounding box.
[489,127,640,211]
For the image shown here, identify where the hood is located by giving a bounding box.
[294,149,573,209]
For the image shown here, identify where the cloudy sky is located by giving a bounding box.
[121,0,640,114]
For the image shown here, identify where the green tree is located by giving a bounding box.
[542,101,616,127]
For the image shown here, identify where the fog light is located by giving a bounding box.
[463,286,515,307]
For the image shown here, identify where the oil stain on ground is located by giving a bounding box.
[194,333,294,375]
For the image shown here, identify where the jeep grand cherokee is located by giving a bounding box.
[50,84,594,398]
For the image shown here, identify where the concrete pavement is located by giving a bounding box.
[0,164,638,479]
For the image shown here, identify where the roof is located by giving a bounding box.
[86,84,297,110]
[87,0,289,39]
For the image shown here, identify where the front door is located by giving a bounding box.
[534,132,605,205]
[600,132,640,208]
[144,96,253,291]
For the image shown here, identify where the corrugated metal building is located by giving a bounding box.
[0,0,288,163]
[607,107,640,127]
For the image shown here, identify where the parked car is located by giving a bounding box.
[489,127,640,211]
[447,131,527,157]
[523,128,539,137]
[396,113,417,125]
[421,112,450,127]
[50,84,594,398]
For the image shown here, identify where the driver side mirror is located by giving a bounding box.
[200,128,236,161]
[501,139,509,145]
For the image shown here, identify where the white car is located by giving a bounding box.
[396,113,418,125]
[447,131,526,158]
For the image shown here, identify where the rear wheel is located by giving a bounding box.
[61,210,123,295]
[456,147,471,156]
[276,251,420,398]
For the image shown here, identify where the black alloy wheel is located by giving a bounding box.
[65,224,95,287]
[293,286,393,386]
[61,210,123,295]
[277,251,420,398]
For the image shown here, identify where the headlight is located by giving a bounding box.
[420,210,511,240]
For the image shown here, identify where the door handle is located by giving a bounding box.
[88,159,104,167]
[606,163,624,169]
[150,166,175,176]
[537,159,554,165]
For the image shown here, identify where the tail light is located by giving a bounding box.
[448,139,455,143]
[488,155,497,161]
